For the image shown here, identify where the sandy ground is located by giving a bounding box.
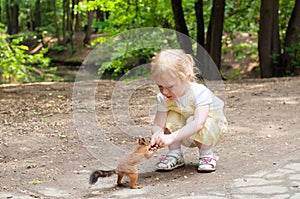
[0,76,299,198]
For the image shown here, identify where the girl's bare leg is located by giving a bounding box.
[164,128,181,151]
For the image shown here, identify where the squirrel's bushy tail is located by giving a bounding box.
[89,170,116,184]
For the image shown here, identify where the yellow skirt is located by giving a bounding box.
[165,110,228,147]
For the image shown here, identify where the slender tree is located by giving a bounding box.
[6,0,19,35]
[68,0,75,50]
[206,0,225,71]
[84,8,93,45]
[33,0,42,39]
[74,0,81,31]
[281,0,300,75]
[62,0,73,45]
[271,0,281,77]
[62,0,67,44]
[258,0,272,78]
[53,0,61,44]
[170,0,193,54]
[258,0,280,78]
[34,0,41,30]
[195,0,205,47]
[0,3,3,23]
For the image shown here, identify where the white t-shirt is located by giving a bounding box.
[156,82,224,113]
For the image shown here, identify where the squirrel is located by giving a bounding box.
[89,137,158,189]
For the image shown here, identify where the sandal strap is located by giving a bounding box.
[166,152,182,160]
[157,152,184,170]
[199,156,216,164]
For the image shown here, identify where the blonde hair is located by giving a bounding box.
[151,49,198,83]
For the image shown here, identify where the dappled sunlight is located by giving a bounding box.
[261,96,299,105]
[225,82,270,95]
[0,81,58,88]
[225,78,300,143]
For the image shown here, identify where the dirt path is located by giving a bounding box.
[0,77,299,198]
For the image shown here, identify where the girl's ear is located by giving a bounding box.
[186,73,192,81]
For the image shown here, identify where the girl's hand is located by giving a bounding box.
[152,134,175,148]
[150,136,161,151]
[151,128,164,147]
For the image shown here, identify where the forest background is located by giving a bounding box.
[0,0,299,83]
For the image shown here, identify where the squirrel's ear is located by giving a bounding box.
[138,137,146,145]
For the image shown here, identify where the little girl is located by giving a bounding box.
[150,49,228,172]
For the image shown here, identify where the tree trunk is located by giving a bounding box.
[281,0,300,74]
[171,0,193,55]
[0,3,3,23]
[66,0,71,32]
[84,10,93,45]
[62,0,67,44]
[258,0,275,78]
[34,0,41,29]
[69,0,75,51]
[53,0,61,44]
[205,0,225,71]
[34,0,42,39]
[194,0,208,78]
[6,0,19,35]
[74,0,81,31]
[271,0,282,77]
[96,9,104,22]
[75,13,82,32]
[5,0,10,33]
[195,0,205,47]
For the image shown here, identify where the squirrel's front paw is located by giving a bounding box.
[149,144,160,152]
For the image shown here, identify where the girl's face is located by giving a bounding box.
[155,74,190,101]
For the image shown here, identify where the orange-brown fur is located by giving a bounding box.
[89,137,157,189]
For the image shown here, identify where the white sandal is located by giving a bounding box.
[156,152,185,171]
[198,156,217,172]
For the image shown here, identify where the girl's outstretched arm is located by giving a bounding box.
[151,111,167,147]
[154,104,209,147]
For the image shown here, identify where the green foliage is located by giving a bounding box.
[77,0,177,77]
[284,43,300,75]
[93,21,110,33]
[79,0,256,77]
[279,0,295,38]
[97,29,179,77]
[77,0,174,35]
[1,0,297,79]
[49,45,67,52]
[224,1,260,33]
[224,68,242,80]
[0,24,59,83]
[231,42,258,61]
[223,0,296,75]
[100,48,152,77]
